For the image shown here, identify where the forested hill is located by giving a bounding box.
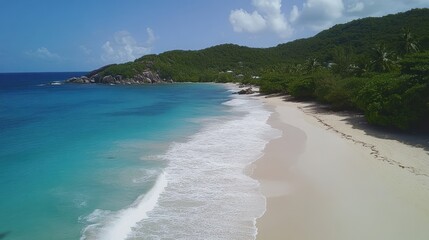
[75,8,429,131]
[275,8,429,62]
[88,8,429,82]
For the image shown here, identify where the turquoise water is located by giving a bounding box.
[0,73,232,239]
[1,73,278,240]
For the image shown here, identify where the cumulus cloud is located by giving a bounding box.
[344,0,429,17]
[26,47,61,60]
[289,5,300,23]
[146,27,156,45]
[347,1,365,13]
[101,28,156,63]
[294,0,345,30]
[231,0,429,40]
[291,0,429,30]
[229,0,293,38]
[230,10,267,33]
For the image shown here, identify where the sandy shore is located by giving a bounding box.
[253,95,429,240]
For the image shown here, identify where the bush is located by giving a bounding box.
[325,77,366,109]
[355,72,429,130]
[399,51,429,79]
[259,73,288,94]
[308,71,365,109]
[288,69,332,99]
[288,76,315,99]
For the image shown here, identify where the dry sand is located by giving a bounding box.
[253,95,429,240]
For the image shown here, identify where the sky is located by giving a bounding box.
[0,0,428,72]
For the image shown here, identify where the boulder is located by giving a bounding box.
[114,75,123,81]
[101,75,115,84]
[65,69,172,85]
[236,87,254,95]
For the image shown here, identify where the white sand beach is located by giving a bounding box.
[253,95,429,240]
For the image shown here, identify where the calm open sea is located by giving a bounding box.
[0,72,277,240]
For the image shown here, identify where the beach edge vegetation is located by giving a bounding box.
[88,9,429,131]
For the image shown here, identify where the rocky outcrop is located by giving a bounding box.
[236,87,254,95]
[66,76,92,84]
[66,70,173,85]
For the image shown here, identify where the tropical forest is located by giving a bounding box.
[93,8,429,131]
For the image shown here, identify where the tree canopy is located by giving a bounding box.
[91,8,429,131]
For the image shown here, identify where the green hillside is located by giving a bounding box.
[139,45,278,82]
[94,9,429,82]
[275,8,429,62]
[90,8,429,131]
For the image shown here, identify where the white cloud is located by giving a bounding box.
[146,28,156,45]
[101,29,155,63]
[252,0,282,15]
[231,0,429,40]
[297,0,345,30]
[26,47,61,60]
[343,0,429,17]
[347,1,365,13]
[289,5,300,23]
[229,0,293,38]
[291,0,428,31]
[102,41,114,55]
[229,9,267,33]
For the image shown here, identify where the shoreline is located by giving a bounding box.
[253,95,429,240]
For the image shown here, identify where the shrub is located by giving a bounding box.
[259,73,288,94]
[356,72,429,130]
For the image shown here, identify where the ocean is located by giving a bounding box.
[0,72,278,239]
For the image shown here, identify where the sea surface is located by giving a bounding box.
[0,72,278,240]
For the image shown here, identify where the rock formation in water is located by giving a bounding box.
[66,65,173,85]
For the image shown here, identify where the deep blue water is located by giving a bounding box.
[0,73,232,239]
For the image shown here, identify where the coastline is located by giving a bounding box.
[253,95,429,240]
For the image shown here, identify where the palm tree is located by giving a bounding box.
[331,47,352,76]
[400,28,419,55]
[288,63,304,74]
[304,57,321,73]
[370,44,396,72]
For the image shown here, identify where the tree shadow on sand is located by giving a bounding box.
[272,94,429,152]
[296,100,429,153]
[271,95,429,175]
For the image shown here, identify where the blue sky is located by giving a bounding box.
[1,0,428,72]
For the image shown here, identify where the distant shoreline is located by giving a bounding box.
[252,95,429,239]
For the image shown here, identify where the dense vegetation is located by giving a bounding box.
[94,9,429,131]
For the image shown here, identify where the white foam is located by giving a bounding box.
[80,92,280,240]
[80,173,167,240]
[223,98,249,107]
[129,94,280,239]
[132,169,160,184]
